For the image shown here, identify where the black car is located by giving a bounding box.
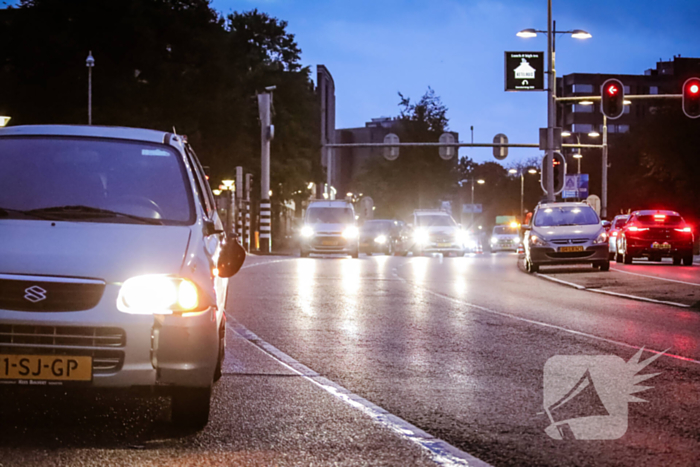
[359,219,402,255]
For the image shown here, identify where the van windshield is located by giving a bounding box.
[416,215,455,227]
[306,207,354,224]
[494,226,518,235]
[0,136,194,224]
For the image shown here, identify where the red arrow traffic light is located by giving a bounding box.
[683,77,700,118]
[601,78,625,119]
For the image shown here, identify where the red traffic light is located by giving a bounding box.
[601,78,625,120]
[683,77,700,119]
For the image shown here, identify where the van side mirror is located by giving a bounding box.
[204,220,224,237]
[217,237,246,277]
[521,225,531,231]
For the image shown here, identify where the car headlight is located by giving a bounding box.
[490,236,498,244]
[456,230,468,245]
[117,275,203,314]
[342,226,359,239]
[414,229,429,244]
[593,231,608,244]
[465,239,477,250]
[374,235,387,244]
[301,226,314,238]
[529,234,548,246]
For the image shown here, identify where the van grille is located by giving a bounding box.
[0,276,105,312]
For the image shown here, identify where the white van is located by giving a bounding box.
[0,125,246,429]
[299,200,359,257]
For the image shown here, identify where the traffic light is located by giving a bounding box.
[682,77,700,119]
[600,78,624,119]
[552,152,566,195]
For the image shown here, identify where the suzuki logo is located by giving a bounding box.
[24,285,47,303]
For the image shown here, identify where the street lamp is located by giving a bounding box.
[509,168,538,220]
[86,51,95,125]
[0,116,11,127]
[517,5,591,202]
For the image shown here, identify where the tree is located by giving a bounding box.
[0,1,322,196]
[356,87,458,220]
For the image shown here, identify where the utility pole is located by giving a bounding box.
[257,89,274,253]
[236,166,244,239]
[601,115,608,218]
[86,51,95,125]
[545,1,555,202]
[245,173,253,251]
[471,178,476,228]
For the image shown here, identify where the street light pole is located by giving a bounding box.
[86,51,95,125]
[258,89,274,252]
[545,1,555,202]
[471,178,475,228]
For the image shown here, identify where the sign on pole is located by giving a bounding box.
[587,194,601,216]
[563,174,589,199]
[462,204,483,214]
[439,133,456,160]
[504,52,544,91]
[493,133,508,160]
[383,133,400,161]
[539,127,562,151]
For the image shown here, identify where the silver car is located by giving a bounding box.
[0,125,246,429]
[523,202,609,273]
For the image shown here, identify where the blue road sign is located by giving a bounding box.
[563,174,589,199]
[462,204,483,214]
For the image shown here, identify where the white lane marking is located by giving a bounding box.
[536,273,692,308]
[611,267,700,286]
[226,318,491,467]
[241,258,295,270]
[392,271,700,365]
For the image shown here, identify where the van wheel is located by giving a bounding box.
[171,387,211,430]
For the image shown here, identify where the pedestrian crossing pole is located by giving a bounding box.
[258,89,274,253]
[245,173,253,251]
[236,166,244,240]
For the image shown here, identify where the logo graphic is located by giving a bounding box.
[24,285,48,303]
[514,58,536,80]
[543,348,665,440]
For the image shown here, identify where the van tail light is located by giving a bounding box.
[675,226,692,233]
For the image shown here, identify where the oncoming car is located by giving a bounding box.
[523,202,609,273]
[490,224,521,252]
[411,210,466,256]
[0,125,246,429]
[299,200,359,258]
[360,219,400,255]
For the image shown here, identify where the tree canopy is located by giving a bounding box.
[0,0,321,196]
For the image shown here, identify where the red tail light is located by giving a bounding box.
[611,231,618,237]
[627,225,649,232]
[675,227,692,233]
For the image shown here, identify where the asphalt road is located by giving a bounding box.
[1,252,699,466]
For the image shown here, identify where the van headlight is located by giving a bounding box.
[342,226,359,239]
[117,275,202,314]
[414,229,429,244]
[301,226,314,238]
[490,236,498,244]
[374,235,387,244]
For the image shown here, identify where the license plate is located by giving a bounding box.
[322,240,338,246]
[437,243,452,248]
[360,243,369,247]
[559,246,584,252]
[0,355,92,381]
[652,243,671,249]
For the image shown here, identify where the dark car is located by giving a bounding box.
[359,219,401,255]
[616,210,694,265]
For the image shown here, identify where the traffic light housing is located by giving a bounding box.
[601,78,624,119]
[552,152,566,195]
[682,77,700,119]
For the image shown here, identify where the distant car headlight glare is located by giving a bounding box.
[301,226,314,238]
[117,275,201,314]
[490,236,498,244]
[342,226,359,239]
[374,235,387,244]
[414,229,429,244]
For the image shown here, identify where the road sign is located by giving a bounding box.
[562,174,590,199]
[504,52,544,91]
[439,133,456,160]
[462,204,482,214]
[493,133,508,160]
[587,195,601,216]
[540,152,566,195]
[539,127,562,151]
[383,133,400,161]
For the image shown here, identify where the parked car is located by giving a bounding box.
[0,125,246,430]
[410,209,467,256]
[299,200,359,258]
[523,202,609,273]
[360,219,401,255]
[615,210,694,265]
[490,223,521,252]
[608,214,630,260]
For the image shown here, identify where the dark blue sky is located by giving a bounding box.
[216,0,700,165]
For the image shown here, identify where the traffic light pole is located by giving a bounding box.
[545,1,555,202]
[602,115,608,219]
